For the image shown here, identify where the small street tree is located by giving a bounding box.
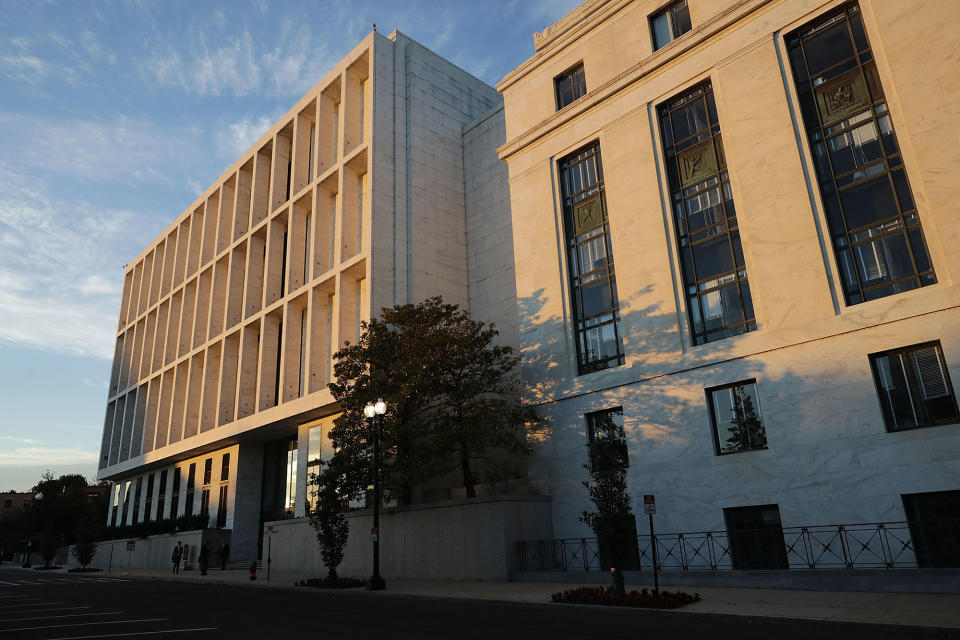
[306,462,350,581]
[327,296,535,503]
[579,414,636,595]
[72,518,98,569]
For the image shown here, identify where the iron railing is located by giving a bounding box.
[517,521,956,572]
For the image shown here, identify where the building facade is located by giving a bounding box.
[98,0,960,574]
[97,30,514,563]
[500,0,960,566]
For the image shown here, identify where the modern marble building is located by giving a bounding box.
[97,29,514,563]
[500,0,960,567]
[99,0,960,574]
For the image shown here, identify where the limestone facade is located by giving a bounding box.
[499,0,960,539]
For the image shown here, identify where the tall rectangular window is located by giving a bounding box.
[659,81,755,345]
[157,470,167,520]
[586,407,628,471]
[307,426,324,511]
[170,467,180,518]
[216,484,229,528]
[285,438,298,512]
[869,342,959,432]
[555,63,586,110]
[221,453,230,482]
[707,380,767,454]
[203,458,212,486]
[787,3,935,304]
[651,1,692,51]
[185,463,196,516]
[559,143,624,374]
[144,473,154,522]
[120,481,131,526]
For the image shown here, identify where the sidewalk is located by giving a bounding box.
[80,565,960,630]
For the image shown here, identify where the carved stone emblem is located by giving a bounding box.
[815,69,870,126]
[677,139,718,188]
[573,193,604,235]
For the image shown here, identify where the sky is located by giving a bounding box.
[0,0,581,491]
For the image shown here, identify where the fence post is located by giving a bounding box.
[838,524,852,569]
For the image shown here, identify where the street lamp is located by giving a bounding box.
[364,398,387,591]
[23,492,43,568]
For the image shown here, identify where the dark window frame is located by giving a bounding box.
[650,0,692,51]
[658,80,756,345]
[786,3,935,305]
[586,407,629,471]
[869,341,959,432]
[706,379,768,455]
[558,142,625,375]
[554,62,587,110]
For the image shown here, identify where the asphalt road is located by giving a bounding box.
[0,566,956,639]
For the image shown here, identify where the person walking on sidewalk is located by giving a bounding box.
[198,543,209,576]
[171,541,182,574]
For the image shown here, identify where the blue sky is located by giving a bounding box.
[0,0,580,491]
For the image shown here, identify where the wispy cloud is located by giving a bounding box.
[0,31,115,88]
[216,113,275,158]
[0,444,98,467]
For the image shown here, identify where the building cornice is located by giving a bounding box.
[497,0,771,162]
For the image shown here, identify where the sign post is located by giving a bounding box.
[643,495,659,599]
[124,539,135,576]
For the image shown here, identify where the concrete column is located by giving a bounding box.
[231,442,264,563]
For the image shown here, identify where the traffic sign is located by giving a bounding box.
[643,494,656,515]
[126,539,136,551]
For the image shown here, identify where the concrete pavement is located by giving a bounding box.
[13,564,960,631]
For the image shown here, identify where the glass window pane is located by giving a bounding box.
[652,12,671,50]
[872,344,960,431]
[827,120,882,175]
[580,279,613,318]
[839,175,900,230]
[710,381,766,454]
[671,1,692,37]
[671,99,708,142]
[803,22,855,75]
[692,234,735,279]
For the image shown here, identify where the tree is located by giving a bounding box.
[72,518,98,569]
[579,416,636,596]
[306,462,350,581]
[327,296,536,504]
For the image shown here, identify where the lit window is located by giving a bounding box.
[651,1,692,51]
[707,380,767,454]
[870,342,959,432]
[558,143,624,374]
[658,81,755,345]
[786,3,935,304]
[555,63,586,110]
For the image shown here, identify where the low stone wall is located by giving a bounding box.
[264,495,552,580]
[66,529,231,572]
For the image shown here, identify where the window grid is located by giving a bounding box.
[707,379,768,455]
[786,3,935,305]
[559,144,625,374]
[555,63,586,110]
[659,82,755,345]
[651,1,692,51]
[869,341,959,432]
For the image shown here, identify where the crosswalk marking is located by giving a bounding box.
[0,618,168,633]
[1,611,124,623]
[46,628,217,639]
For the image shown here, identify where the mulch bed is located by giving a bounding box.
[295,577,367,589]
[68,567,103,573]
[31,565,63,571]
[551,586,701,608]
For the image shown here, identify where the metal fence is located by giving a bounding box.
[516,521,951,572]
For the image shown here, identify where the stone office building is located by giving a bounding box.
[97,0,960,575]
[96,29,521,567]
[502,0,960,570]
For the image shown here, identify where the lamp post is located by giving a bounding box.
[23,492,43,568]
[364,398,387,591]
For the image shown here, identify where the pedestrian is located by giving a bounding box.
[171,541,182,574]
[218,541,230,570]
[198,543,209,576]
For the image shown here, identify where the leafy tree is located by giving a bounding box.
[579,417,635,596]
[38,524,58,567]
[306,462,350,581]
[327,296,535,504]
[72,518,98,568]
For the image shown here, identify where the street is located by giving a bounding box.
[0,566,956,639]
